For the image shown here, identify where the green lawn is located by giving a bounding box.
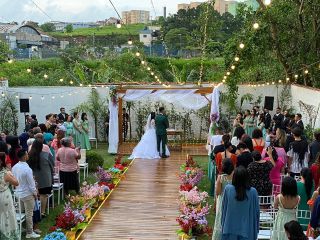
[51,24,146,37]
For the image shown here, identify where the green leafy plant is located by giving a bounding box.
[86,151,104,172]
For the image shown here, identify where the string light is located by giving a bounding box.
[1,92,5,97]
[69,80,74,85]
[52,96,55,99]
[267,82,270,85]
[60,95,64,98]
[231,65,236,70]
[80,83,83,87]
[15,95,19,99]
[135,52,141,57]
[294,74,299,79]
[239,43,245,49]
[59,78,64,82]
[150,72,154,76]
[44,74,48,79]
[8,59,13,64]
[265,0,271,6]
[226,72,231,76]
[278,80,282,83]
[27,68,31,73]
[29,96,32,100]
[147,67,151,71]
[141,61,145,65]
[272,81,275,85]
[253,23,259,29]
[41,96,44,100]
[223,76,227,80]
[128,39,133,45]
[234,56,240,62]
[116,20,121,29]
[222,79,226,83]
[286,77,290,82]
[304,69,309,74]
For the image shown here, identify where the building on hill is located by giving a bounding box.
[214,0,259,15]
[139,26,160,46]
[177,2,202,11]
[49,21,99,32]
[0,23,58,58]
[122,10,150,24]
[96,17,119,26]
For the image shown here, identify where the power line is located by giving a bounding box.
[30,0,53,21]
[150,0,157,19]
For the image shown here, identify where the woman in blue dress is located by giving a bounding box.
[221,166,260,240]
[243,109,256,138]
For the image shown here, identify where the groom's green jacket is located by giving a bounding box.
[155,114,169,135]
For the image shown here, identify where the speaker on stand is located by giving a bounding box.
[264,96,274,111]
[19,99,30,128]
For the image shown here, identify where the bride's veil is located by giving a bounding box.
[144,114,152,131]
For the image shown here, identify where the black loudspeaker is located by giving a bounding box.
[264,96,274,111]
[19,99,30,113]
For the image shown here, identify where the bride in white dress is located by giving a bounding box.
[129,112,170,159]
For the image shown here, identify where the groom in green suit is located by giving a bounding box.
[155,107,169,158]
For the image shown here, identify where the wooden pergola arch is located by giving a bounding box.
[113,84,214,145]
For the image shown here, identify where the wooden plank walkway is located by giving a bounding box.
[80,151,202,240]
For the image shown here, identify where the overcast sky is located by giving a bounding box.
[0,0,208,24]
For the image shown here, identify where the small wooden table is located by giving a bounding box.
[167,129,183,151]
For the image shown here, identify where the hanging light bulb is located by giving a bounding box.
[68,93,72,96]
[135,52,141,57]
[234,56,240,62]
[116,20,121,29]
[27,68,31,73]
[272,81,275,85]
[286,77,290,82]
[267,82,270,85]
[44,74,48,79]
[1,92,5,97]
[8,59,13,64]
[265,0,271,6]
[59,78,64,82]
[294,74,299,79]
[262,84,265,87]
[278,80,282,83]
[223,76,227,80]
[80,83,83,87]
[147,67,151,71]
[253,23,259,29]
[222,79,226,83]
[304,69,309,74]
[69,80,74,85]
[15,95,19,99]
[226,71,231,76]
[151,72,154,76]
[128,38,133,45]
[141,60,145,65]
[154,75,158,79]
[231,65,235,70]
[52,96,55,99]
[239,43,245,49]
[41,96,44,100]
[88,84,92,87]
[60,95,64,98]
[29,96,32,100]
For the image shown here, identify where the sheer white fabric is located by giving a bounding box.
[108,101,119,154]
[210,86,220,121]
[129,117,170,160]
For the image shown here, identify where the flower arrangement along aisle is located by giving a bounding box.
[108,155,131,184]
[43,229,67,240]
[176,155,211,239]
[95,166,115,190]
[80,182,109,208]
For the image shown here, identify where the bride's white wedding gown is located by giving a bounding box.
[129,118,170,160]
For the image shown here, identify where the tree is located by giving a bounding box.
[40,22,56,32]
[65,24,73,33]
[164,28,189,51]
[0,41,10,63]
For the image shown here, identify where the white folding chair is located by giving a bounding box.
[295,175,302,181]
[47,191,54,214]
[13,194,25,240]
[78,149,88,181]
[258,208,277,239]
[259,195,274,209]
[297,209,311,230]
[272,184,281,196]
[52,166,64,205]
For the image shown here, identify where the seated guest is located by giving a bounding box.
[264,146,285,187]
[236,142,253,169]
[12,150,40,239]
[287,128,309,178]
[28,139,54,218]
[271,176,300,240]
[215,142,237,174]
[248,151,273,196]
[212,159,234,239]
[220,166,259,240]
[252,128,265,153]
[231,126,245,147]
[56,138,81,195]
[297,168,314,230]
[284,220,308,240]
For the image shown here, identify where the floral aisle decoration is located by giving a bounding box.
[50,205,87,240]
[95,166,114,189]
[80,182,109,208]
[43,229,67,240]
[177,155,211,239]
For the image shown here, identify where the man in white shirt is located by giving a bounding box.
[12,149,40,239]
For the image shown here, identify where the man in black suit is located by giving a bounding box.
[58,107,68,123]
[291,113,304,131]
[281,110,291,133]
[273,107,284,130]
[264,108,272,130]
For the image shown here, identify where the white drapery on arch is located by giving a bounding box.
[108,86,221,154]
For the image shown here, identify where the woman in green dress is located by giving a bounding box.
[212,159,233,240]
[64,115,74,137]
[72,112,83,148]
[81,113,91,150]
[243,109,256,138]
[297,168,314,230]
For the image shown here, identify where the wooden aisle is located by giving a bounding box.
[79,152,194,240]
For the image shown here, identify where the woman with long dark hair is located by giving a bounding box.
[220,166,259,239]
[80,113,91,150]
[215,142,237,174]
[6,136,21,168]
[284,221,308,240]
[272,176,300,240]
[231,126,245,147]
[28,139,54,217]
[311,152,320,189]
[264,146,285,186]
[297,168,314,229]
